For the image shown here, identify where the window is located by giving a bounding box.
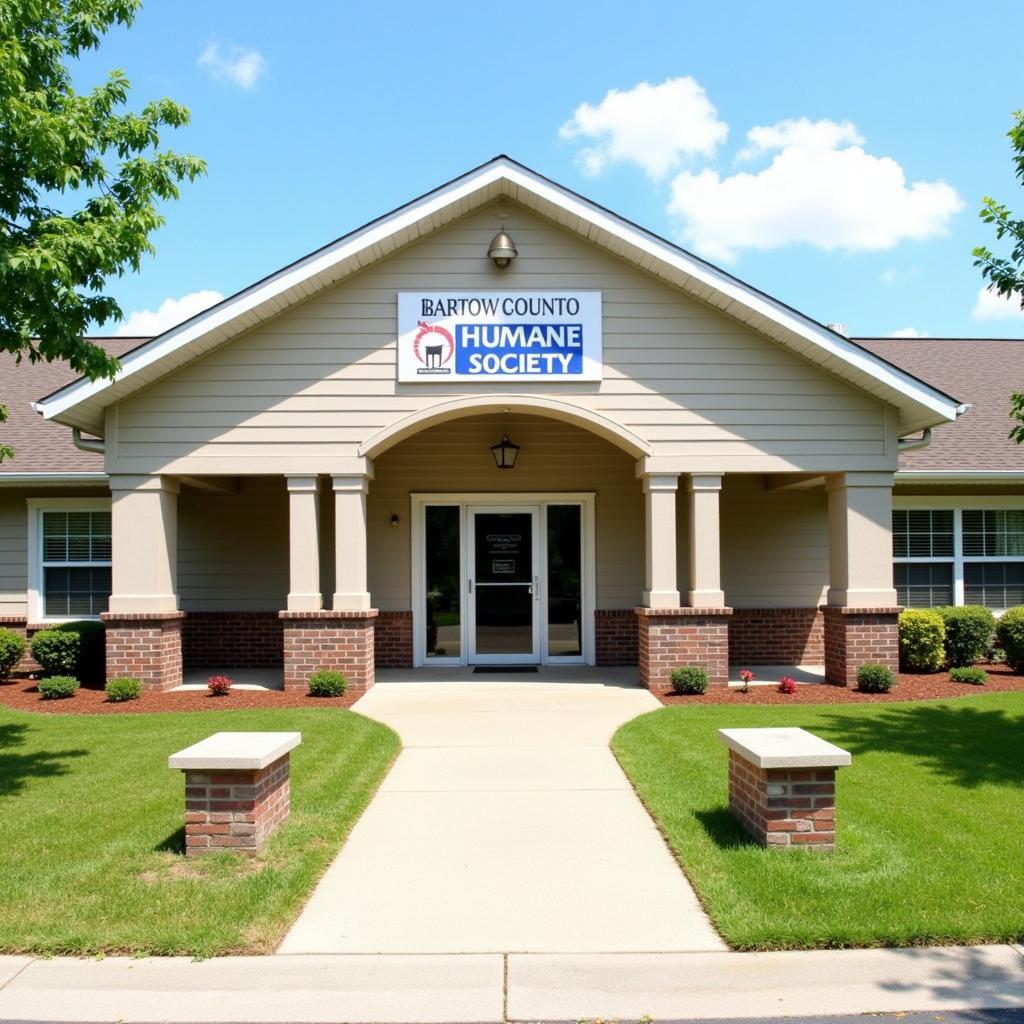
[893,505,1024,612]
[32,506,112,619]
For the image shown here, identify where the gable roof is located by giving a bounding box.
[859,337,1024,474]
[35,155,961,436]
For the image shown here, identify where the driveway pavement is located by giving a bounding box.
[278,675,725,954]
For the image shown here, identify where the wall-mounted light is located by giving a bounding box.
[490,433,520,470]
[390,513,400,528]
[487,228,517,268]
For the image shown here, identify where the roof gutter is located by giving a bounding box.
[897,428,932,453]
[72,428,105,455]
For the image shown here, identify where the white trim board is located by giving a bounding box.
[35,156,960,436]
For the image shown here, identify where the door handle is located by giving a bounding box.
[468,579,473,593]
[533,575,539,601]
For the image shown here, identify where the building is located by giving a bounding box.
[2,157,1021,694]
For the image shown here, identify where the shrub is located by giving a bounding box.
[950,666,987,685]
[105,677,142,702]
[857,663,895,693]
[0,628,25,681]
[934,605,996,668]
[996,606,1024,671]
[308,668,347,697]
[898,609,945,672]
[30,620,105,682]
[38,675,78,699]
[207,674,232,696]
[777,675,797,695]
[670,666,709,695]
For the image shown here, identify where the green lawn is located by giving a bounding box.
[0,705,399,956]
[613,693,1024,950]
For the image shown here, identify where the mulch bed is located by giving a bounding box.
[658,663,1024,705]
[0,679,362,715]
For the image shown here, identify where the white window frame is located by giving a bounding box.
[893,496,1024,612]
[26,497,112,623]
[410,492,597,668]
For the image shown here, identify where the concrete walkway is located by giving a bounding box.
[278,675,725,954]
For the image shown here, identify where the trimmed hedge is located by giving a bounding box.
[30,620,105,683]
[949,666,987,685]
[670,665,709,695]
[308,669,347,697]
[105,677,142,702]
[934,605,996,668]
[857,663,895,693]
[898,609,945,673]
[0,628,25,681]
[996,606,1024,671]
[38,675,78,699]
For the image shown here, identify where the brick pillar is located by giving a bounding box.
[375,611,413,669]
[595,610,639,666]
[727,749,838,849]
[279,610,377,693]
[821,605,900,687]
[636,607,732,694]
[100,611,184,692]
[182,756,291,857]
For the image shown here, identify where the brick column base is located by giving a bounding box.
[727,748,837,849]
[183,755,290,857]
[279,610,377,693]
[821,605,900,687]
[635,607,732,695]
[100,611,184,692]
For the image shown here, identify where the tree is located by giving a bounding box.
[0,0,205,459]
[972,111,1024,442]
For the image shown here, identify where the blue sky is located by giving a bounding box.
[72,0,1024,339]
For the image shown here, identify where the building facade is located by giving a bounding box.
[2,157,1021,694]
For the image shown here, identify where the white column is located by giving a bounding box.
[642,474,680,608]
[826,472,899,607]
[687,474,726,607]
[286,476,322,612]
[108,475,179,613]
[332,474,371,611]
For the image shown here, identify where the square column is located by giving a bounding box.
[286,476,322,612]
[687,474,726,607]
[332,474,371,611]
[642,474,680,608]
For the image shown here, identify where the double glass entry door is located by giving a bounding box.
[422,501,586,666]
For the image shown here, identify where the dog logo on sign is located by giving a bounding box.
[412,321,454,374]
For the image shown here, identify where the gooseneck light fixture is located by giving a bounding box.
[490,433,520,470]
[487,227,517,268]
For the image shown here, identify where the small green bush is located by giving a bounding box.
[30,620,105,682]
[898,609,945,672]
[105,677,142,702]
[670,665,709,695]
[0,628,26,681]
[934,605,996,668]
[308,668,347,697]
[37,675,79,699]
[950,666,987,685]
[996,606,1024,671]
[857,663,895,693]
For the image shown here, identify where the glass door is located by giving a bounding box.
[468,507,540,664]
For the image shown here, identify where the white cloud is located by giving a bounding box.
[667,116,964,262]
[198,43,267,89]
[972,285,1024,321]
[559,77,728,180]
[115,290,224,336]
[888,327,929,338]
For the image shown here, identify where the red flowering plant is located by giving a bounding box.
[738,668,755,693]
[777,675,797,695]
[207,674,233,696]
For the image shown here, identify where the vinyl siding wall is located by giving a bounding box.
[107,203,896,477]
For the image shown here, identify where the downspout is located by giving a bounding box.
[72,428,105,455]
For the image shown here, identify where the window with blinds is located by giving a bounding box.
[41,510,112,617]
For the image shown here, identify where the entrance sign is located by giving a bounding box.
[397,291,602,382]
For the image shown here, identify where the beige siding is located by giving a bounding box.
[0,492,28,615]
[720,476,829,608]
[367,413,642,610]
[109,204,896,476]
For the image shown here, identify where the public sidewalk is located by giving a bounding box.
[0,945,1022,1022]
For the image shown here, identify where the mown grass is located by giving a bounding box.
[612,693,1024,950]
[0,705,399,956]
